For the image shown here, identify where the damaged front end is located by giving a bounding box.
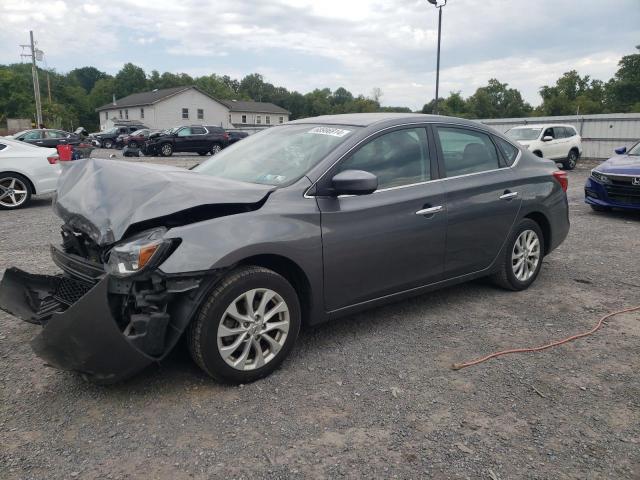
[0,226,218,384]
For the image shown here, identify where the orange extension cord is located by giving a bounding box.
[452,305,640,370]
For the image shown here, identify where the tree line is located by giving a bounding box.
[0,46,638,131]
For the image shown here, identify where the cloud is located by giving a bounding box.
[0,0,638,109]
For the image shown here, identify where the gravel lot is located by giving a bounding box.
[1,151,639,479]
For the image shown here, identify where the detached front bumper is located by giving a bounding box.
[0,246,216,384]
[0,268,155,383]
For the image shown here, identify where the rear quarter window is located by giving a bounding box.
[494,137,519,166]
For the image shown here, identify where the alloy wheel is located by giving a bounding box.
[161,144,172,156]
[217,288,290,371]
[211,144,221,155]
[567,151,577,169]
[0,177,29,208]
[512,229,540,282]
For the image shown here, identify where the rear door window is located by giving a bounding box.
[337,127,431,189]
[436,127,501,177]
[191,126,206,135]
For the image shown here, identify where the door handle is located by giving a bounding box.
[500,191,518,200]
[415,205,443,215]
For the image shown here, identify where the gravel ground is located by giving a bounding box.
[1,152,639,479]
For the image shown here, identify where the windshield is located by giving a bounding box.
[628,142,640,155]
[506,128,542,141]
[194,124,360,186]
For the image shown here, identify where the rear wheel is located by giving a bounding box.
[0,173,32,210]
[102,139,114,149]
[562,149,578,170]
[491,219,544,291]
[188,266,301,383]
[160,143,173,157]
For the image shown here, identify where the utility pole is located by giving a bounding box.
[426,0,447,115]
[20,31,43,127]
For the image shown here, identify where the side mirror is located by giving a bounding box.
[330,170,378,196]
[542,136,553,142]
[614,146,627,155]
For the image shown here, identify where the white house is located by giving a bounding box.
[96,86,290,132]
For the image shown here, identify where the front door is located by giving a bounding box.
[317,126,447,312]
[434,125,521,277]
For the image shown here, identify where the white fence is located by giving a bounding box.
[479,113,640,159]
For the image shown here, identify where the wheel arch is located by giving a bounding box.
[0,170,36,194]
[236,254,313,326]
[523,211,551,254]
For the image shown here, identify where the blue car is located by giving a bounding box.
[585,142,640,212]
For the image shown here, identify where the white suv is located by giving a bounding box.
[506,124,582,170]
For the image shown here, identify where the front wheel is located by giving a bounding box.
[128,141,138,148]
[491,219,544,291]
[160,143,173,157]
[102,139,114,149]
[188,266,301,383]
[562,150,578,170]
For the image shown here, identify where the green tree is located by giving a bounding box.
[467,79,532,118]
[605,45,640,112]
[67,66,108,93]
[114,63,147,97]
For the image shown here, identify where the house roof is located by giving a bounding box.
[96,86,194,111]
[217,99,290,115]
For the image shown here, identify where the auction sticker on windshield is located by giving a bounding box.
[307,127,351,137]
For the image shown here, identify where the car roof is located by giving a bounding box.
[509,124,576,129]
[287,112,486,129]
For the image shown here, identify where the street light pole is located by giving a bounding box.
[427,0,447,115]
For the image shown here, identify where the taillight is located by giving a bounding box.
[223,132,230,140]
[553,170,568,192]
[47,154,59,165]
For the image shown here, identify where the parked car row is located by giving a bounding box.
[90,123,250,156]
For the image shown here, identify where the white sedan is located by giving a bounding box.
[0,137,61,209]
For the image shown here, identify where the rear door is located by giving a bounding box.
[317,126,447,311]
[434,125,521,278]
[42,130,68,147]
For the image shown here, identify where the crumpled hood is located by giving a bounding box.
[596,155,640,175]
[53,158,274,246]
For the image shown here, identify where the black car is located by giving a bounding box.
[143,125,230,156]
[0,113,569,385]
[91,124,147,149]
[10,129,81,148]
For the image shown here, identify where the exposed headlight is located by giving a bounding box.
[106,227,176,277]
[591,170,611,184]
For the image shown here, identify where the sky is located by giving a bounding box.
[2,0,639,110]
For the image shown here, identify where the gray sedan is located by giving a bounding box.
[0,113,569,384]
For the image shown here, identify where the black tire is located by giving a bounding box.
[128,140,138,148]
[102,139,113,149]
[210,143,222,155]
[188,266,301,384]
[590,204,611,212]
[562,149,578,170]
[0,172,32,210]
[197,151,209,156]
[160,143,173,157]
[491,219,545,291]
[532,150,543,158]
